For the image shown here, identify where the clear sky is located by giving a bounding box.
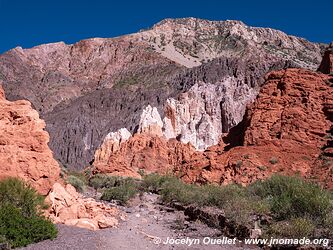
[0,0,331,54]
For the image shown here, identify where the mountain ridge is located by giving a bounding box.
[0,18,326,169]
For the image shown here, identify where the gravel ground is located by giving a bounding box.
[21,193,257,250]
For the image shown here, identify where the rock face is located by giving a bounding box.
[138,105,164,136]
[94,128,132,167]
[47,183,121,230]
[181,69,333,185]
[318,42,333,74]
[93,68,333,187]
[0,85,60,194]
[163,78,257,150]
[0,18,324,169]
[93,133,196,179]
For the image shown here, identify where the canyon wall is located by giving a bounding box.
[93,67,333,187]
[0,84,60,194]
[0,18,324,169]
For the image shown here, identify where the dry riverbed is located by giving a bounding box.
[21,193,256,250]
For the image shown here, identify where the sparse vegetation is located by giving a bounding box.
[257,165,267,171]
[88,172,333,239]
[67,175,86,192]
[235,160,243,168]
[249,175,332,222]
[91,174,141,204]
[266,217,315,238]
[269,157,279,164]
[101,178,140,205]
[0,178,57,248]
[140,174,333,239]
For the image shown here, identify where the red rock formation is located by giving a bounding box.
[46,183,122,230]
[181,69,333,186]
[0,85,60,194]
[94,133,196,178]
[93,68,333,187]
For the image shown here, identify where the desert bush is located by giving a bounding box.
[101,179,139,205]
[142,174,179,193]
[89,174,124,189]
[67,175,85,192]
[0,177,47,217]
[269,157,279,164]
[0,178,57,248]
[267,217,315,238]
[249,175,332,222]
[0,204,57,248]
[142,173,333,238]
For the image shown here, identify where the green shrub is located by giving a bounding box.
[141,174,333,237]
[269,157,279,164]
[142,174,179,193]
[249,175,332,222]
[257,166,267,171]
[101,180,139,205]
[0,204,57,248]
[89,174,123,189]
[67,175,85,192]
[0,177,47,217]
[267,217,315,238]
[0,178,57,248]
[160,181,202,205]
[201,184,247,207]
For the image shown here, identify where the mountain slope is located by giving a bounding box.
[0,18,324,169]
[93,68,333,187]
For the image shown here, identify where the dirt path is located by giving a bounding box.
[22,193,256,250]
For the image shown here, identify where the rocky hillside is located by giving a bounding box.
[0,84,60,194]
[93,66,333,187]
[0,18,325,169]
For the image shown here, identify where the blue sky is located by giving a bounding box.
[0,0,331,53]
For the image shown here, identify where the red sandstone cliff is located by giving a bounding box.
[93,68,333,187]
[0,84,60,194]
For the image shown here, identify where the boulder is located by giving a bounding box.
[47,183,120,230]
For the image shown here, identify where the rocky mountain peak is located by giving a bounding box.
[139,18,322,69]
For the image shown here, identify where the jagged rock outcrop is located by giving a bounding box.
[93,133,196,179]
[180,68,333,185]
[47,183,121,230]
[163,78,257,150]
[138,105,163,136]
[0,85,60,194]
[318,42,333,74]
[94,128,132,167]
[93,68,333,187]
[0,18,324,169]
